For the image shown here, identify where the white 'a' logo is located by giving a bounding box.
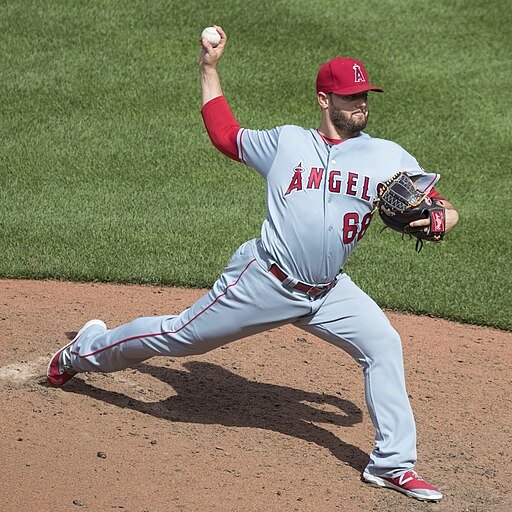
[353,64,365,83]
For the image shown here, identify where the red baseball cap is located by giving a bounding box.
[316,57,384,95]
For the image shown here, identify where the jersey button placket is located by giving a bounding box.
[323,152,337,282]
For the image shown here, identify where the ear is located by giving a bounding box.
[317,92,329,110]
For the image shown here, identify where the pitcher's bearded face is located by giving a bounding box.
[328,92,369,134]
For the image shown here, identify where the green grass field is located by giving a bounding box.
[0,0,510,330]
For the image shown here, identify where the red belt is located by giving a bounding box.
[269,264,336,297]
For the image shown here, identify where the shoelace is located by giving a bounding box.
[60,347,75,373]
[409,470,425,482]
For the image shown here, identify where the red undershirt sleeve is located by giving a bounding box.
[428,188,445,200]
[201,96,241,162]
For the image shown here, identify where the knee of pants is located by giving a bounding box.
[357,324,404,367]
[367,325,402,361]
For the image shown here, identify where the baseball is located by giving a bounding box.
[201,27,221,47]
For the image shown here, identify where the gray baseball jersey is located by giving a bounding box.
[238,126,438,285]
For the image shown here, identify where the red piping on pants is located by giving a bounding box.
[74,258,258,359]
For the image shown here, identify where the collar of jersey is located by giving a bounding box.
[316,130,361,146]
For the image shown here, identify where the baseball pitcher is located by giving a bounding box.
[48,26,459,502]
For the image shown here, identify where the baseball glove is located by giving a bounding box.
[375,171,446,250]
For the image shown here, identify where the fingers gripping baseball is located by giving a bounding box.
[199,26,226,68]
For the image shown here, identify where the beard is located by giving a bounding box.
[329,105,369,134]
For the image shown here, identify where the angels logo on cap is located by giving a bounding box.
[353,63,365,83]
[316,57,384,96]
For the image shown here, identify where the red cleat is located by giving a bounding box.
[363,469,443,502]
[47,320,106,387]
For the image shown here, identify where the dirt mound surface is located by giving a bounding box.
[1,279,510,511]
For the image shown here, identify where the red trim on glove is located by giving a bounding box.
[201,96,241,161]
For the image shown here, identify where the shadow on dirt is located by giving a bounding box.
[64,361,369,472]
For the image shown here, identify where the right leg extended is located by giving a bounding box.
[47,240,311,384]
